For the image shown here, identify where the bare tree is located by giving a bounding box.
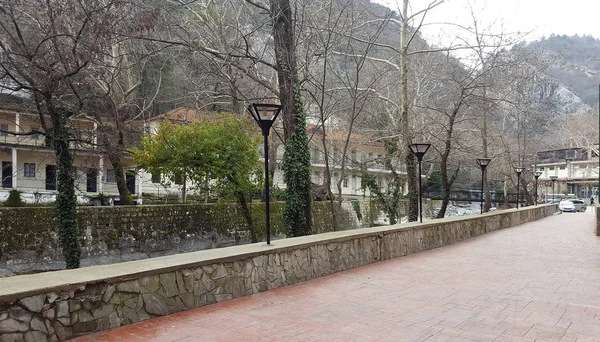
[0,0,141,268]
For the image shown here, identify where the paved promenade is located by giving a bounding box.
[75,211,600,342]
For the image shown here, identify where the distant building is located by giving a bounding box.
[0,104,401,202]
[534,146,599,199]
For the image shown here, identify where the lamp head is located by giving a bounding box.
[549,175,558,181]
[408,143,431,160]
[247,103,282,135]
[514,167,525,175]
[533,171,542,178]
[476,158,491,170]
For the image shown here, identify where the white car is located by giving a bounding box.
[559,200,576,213]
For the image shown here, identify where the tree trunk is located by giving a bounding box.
[399,0,418,222]
[52,114,81,269]
[270,0,312,236]
[235,190,258,243]
[103,131,134,205]
[107,152,134,205]
[322,133,338,231]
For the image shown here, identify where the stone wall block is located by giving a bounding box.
[77,310,94,323]
[142,293,169,316]
[24,331,48,342]
[69,301,81,313]
[159,273,178,298]
[116,280,141,293]
[0,333,23,342]
[55,302,68,319]
[9,307,32,323]
[72,320,97,335]
[52,322,73,341]
[19,295,46,313]
[200,272,214,292]
[140,276,160,294]
[178,293,195,309]
[47,293,58,304]
[181,270,194,293]
[29,316,47,334]
[102,285,116,302]
[0,318,29,333]
[91,304,114,320]
[175,271,186,294]
[108,312,120,329]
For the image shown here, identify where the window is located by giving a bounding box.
[0,124,7,136]
[538,167,544,171]
[45,165,56,190]
[86,169,97,192]
[343,177,348,188]
[549,167,555,171]
[106,169,116,183]
[174,173,183,185]
[559,166,565,170]
[24,163,35,178]
[151,173,161,183]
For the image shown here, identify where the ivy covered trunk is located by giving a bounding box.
[53,115,81,269]
[282,86,312,237]
[270,0,312,236]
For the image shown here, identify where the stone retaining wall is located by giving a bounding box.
[0,205,556,341]
[0,201,372,277]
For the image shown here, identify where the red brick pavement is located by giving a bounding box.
[74,210,600,342]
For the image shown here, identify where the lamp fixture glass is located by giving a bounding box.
[476,158,491,169]
[549,175,558,181]
[533,171,542,178]
[514,167,525,174]
[409,143,431,160]
[247,103,282,134]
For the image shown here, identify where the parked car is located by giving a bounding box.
[559,200,577,213]
[570,199,587,212]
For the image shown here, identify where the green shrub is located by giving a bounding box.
[4,190,23,207]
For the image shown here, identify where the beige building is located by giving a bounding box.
[535,146,599,199]
[270,126,403,198]
[0,105,189,203]
[0,104,401,202]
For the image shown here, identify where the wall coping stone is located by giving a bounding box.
[0,204,552,304]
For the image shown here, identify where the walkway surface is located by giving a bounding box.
[75,211,600,342]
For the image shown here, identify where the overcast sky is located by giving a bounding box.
[374,0,600,45]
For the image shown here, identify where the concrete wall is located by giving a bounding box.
[0,201,371,277]
[0,204,555,341]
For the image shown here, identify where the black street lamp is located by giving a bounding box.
[514,167,524,209]
[248,103,282,245]
[533,171,542,205]
[550,175,558,203]
[409,143,431,223]
[476,158,491,214]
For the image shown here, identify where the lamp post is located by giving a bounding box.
[248,103,282,245]
[409,143,431,223]
[533,171,542,205]
[476,158,491,214]
[514,167,524,209]
[550,175,558,203]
